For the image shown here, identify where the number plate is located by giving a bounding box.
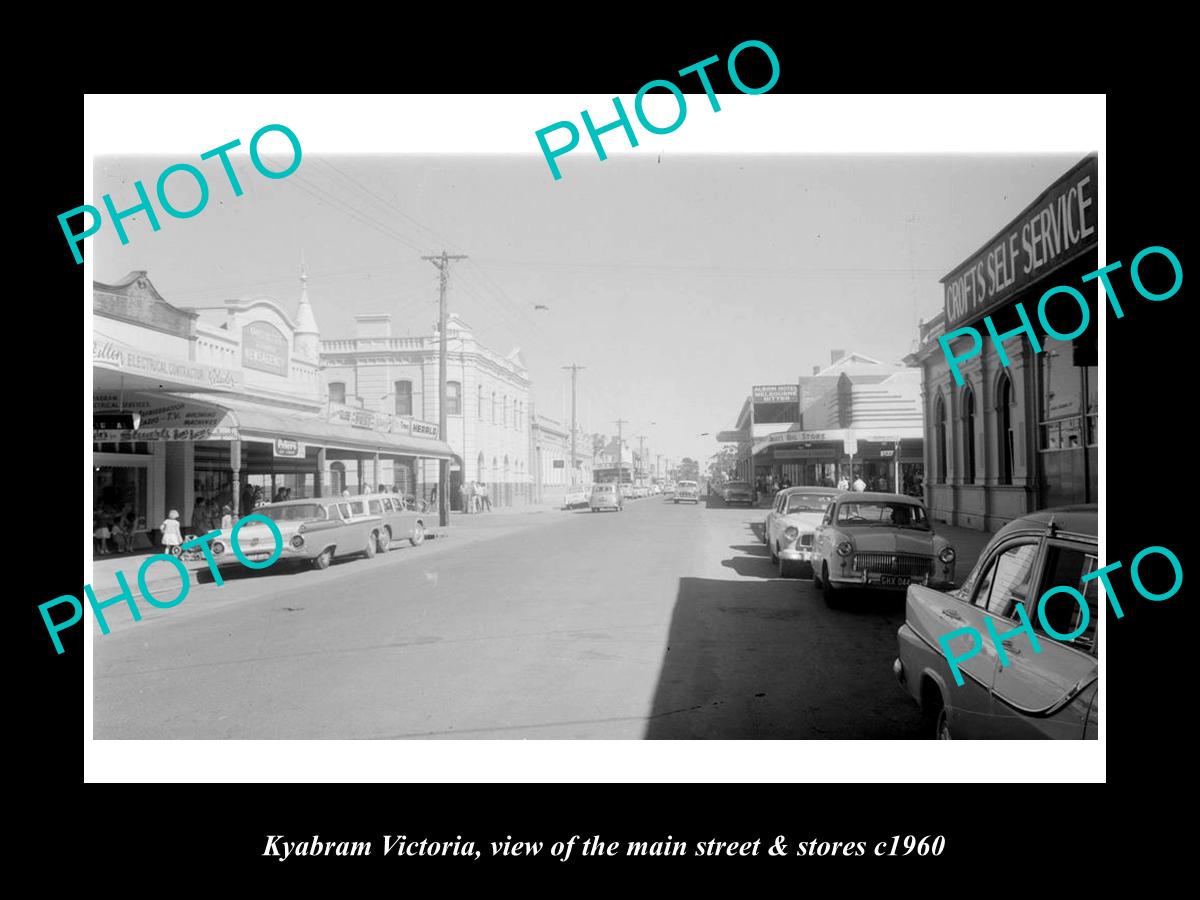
[878,574,910,587]
[244,552,272,561]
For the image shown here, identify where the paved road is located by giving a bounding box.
[94,497,927,739]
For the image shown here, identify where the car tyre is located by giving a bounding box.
[935,707,953,740]
[364,534,378,558]
[822,562,841,608]
[410,522,426,546]
[312,547,334,570]
[377,528,392,553]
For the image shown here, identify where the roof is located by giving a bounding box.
[993,504,1098,540]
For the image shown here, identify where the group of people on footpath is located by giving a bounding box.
[458,480,492,513]
[93,503,136,555]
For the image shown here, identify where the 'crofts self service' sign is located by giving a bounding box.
[59,124,302,264]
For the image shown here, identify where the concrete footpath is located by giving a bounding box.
[85,500,580,599]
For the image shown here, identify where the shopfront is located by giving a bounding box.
[910,154,1098,531]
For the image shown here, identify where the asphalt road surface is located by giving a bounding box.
[93,497,928,739]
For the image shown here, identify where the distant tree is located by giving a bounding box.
[678,457,700,481]
[708,446,738,483]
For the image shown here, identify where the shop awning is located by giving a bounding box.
[93,391,457,461]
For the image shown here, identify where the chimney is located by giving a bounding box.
[830,349,845,365]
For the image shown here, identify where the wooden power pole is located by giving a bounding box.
[562,364,585,487]
[423,251,468,528]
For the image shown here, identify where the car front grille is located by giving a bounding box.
[799,533,813,547]
[852,552,932,577]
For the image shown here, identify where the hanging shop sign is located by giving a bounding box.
[242,321,290,376]
[273,438,305,458]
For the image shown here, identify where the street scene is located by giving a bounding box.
[90,149,1100,740]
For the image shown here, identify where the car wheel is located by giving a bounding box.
[410,522,426,547]
[822,562,841,608]
[770,542,779,564]
[312,547,334,570]
[935,707,953,740]
[377,528,392,553]
[364,533,378,558]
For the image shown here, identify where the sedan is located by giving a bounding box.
[812,493,955,608]
[208,498,381,571]
[763,486,841,577]
[894,504,1098,739]
[722,481,755,506]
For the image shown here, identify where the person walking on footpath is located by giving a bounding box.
[853,473,867,492]
[460,481,470,514]
[479,481,491,512]
[160,509,183,556]
[220,504,233,531]
[837,474,850,491]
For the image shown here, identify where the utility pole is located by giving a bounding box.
[562,364,585,488]
[423,250,468,528]
[635,434,647,486]
[613,419,628,486]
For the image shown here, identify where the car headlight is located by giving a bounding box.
[784,526,799,542]
[211,541,226,555]
[836,541,853,557]
[291,534,305,549]
[939,547,956,563]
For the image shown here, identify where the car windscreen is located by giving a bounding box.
[726,482,750,490]
[836,501,928,529]
[255,504,327,522]
[679,482,697,488]
[786,494,834,513]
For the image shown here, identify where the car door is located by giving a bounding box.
[766,494,783,544]
[812,501,836,569]
[987,539,1099,738]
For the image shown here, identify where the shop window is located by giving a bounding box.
[1085,365,1097,447]
[997,372,1014,486]
[329,382,346,405]
[1038,335,1085,452]
[934,394,947,484]
[962,386,976,485]
[446,381,462,416]
[394,380,413,417]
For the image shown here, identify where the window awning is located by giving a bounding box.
[93,391,457,460]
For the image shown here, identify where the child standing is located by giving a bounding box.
[93,513,111,555]
[160,509,183,556]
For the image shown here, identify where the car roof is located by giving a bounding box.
[992,504,1097,541]
[835,491,924,504]
[779,486,841,496]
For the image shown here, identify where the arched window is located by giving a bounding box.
[330,461,346,495]
[393,380,412,417]
[446,381,462,416]
[503,396,509,427]
[491,392,497,424]
[328,382,346,405]
[477,385,484,420]
[963,386,977,485]
[935,394,947,484]
[997,372,1015,485]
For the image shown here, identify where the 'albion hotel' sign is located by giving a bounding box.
[943,155,1097,329]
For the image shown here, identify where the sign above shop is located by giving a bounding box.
[93,340,243,391]
[93,391,237,442]
[242,321,290,376]
[327,403,440,440]
[753,384,799,403]
[942,155,1097,330]
[273,438,305,458]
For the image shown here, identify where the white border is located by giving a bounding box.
[84,94,1106,783]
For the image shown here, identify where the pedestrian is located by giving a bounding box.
[191,496,210,538]
[93,511,111,555]
[160,509,183,555]
[430,482,438,507]
[220,504,233,531]
[837,474,850,491]
[480,481,491,511]
[459,481,470,514]
[853,473,867,492]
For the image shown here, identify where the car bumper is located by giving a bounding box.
[829,572,955,591]
[778,547,814,564]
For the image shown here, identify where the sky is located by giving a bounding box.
[92,151,1076,466]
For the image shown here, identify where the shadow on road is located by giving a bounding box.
[644,576,926,739]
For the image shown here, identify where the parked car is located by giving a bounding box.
[894,504,1098,740]
[360,493,428,552]
[812,492,955,607]
[722,480,755,506]
[589,483,623,512]
[674,480,700,504]
[763,486,841,577]
[208,498,382,571]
